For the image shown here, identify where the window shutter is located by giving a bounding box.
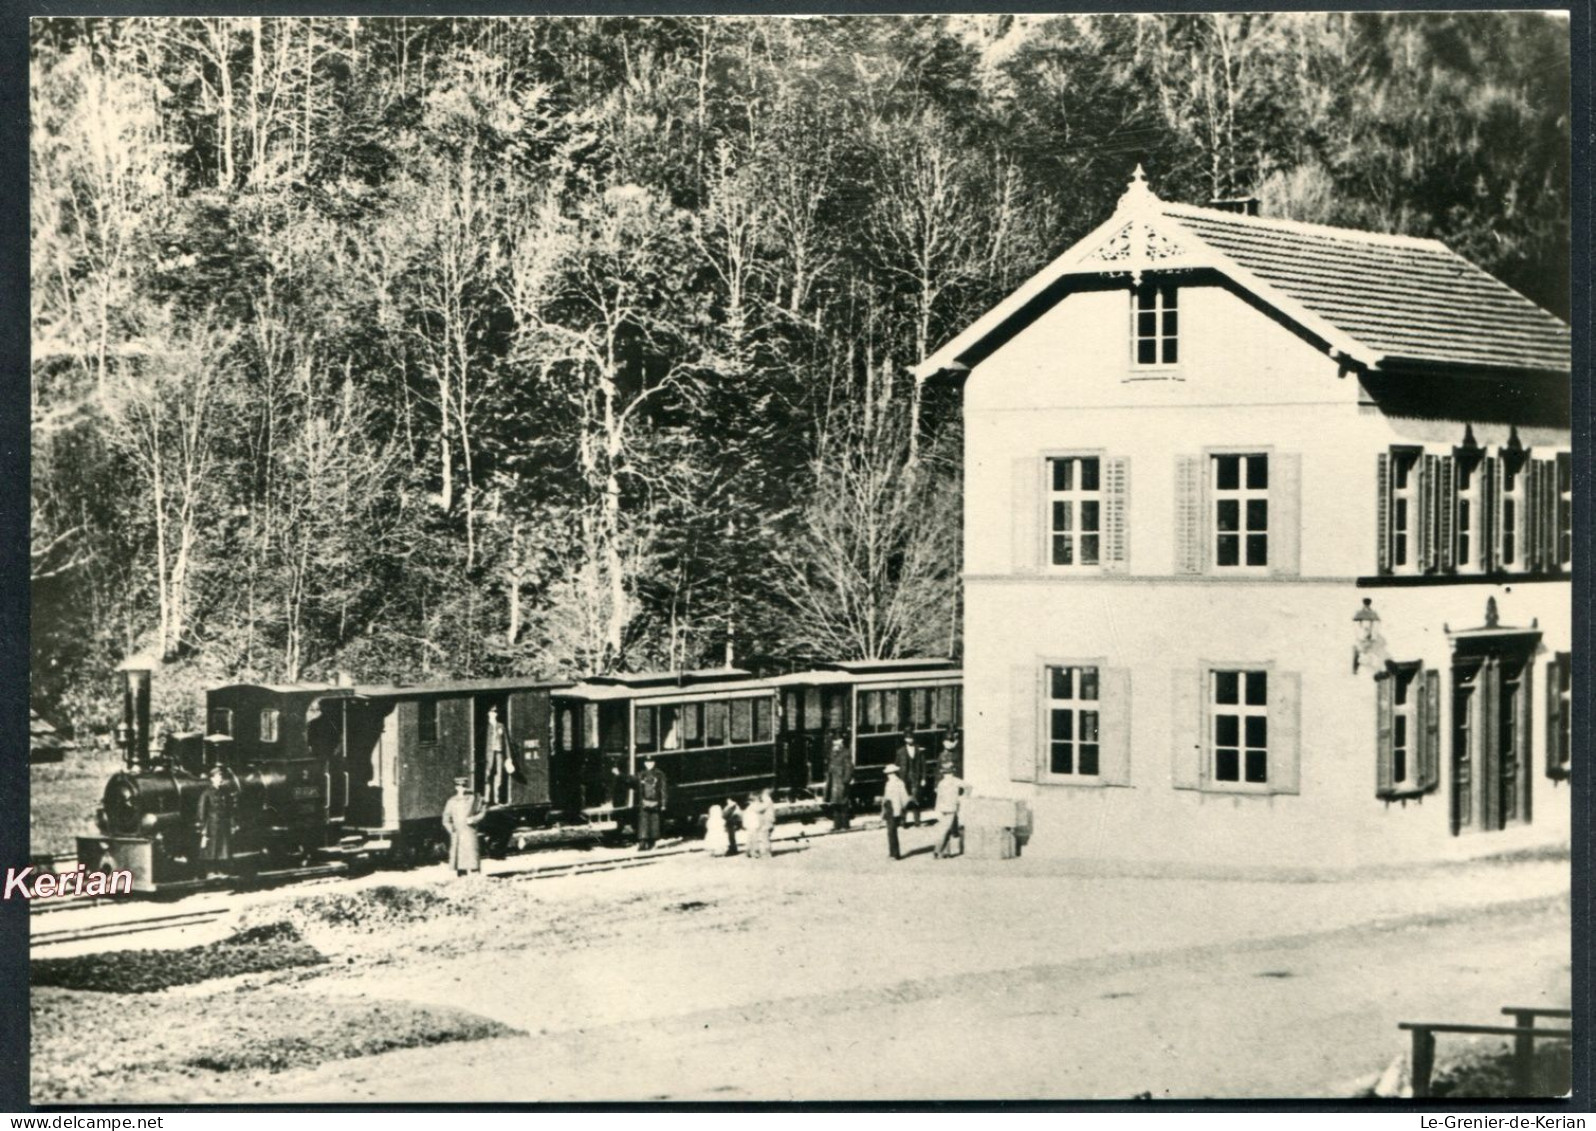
[1545,655,1566,780]
[1524,460,1543,572]
[1098,667,1132,787]
[1556,452,1573,570]
[1269,671,1302,796]
[1438,456,1456,572]
[1375,673,1394,798]
[1269,452,1301,578]
[1012,458,1040,575]
[1171,669,1203,789]
[1174,456,1204,575]
[1102,457,1130,573]
[1008,664,1038,783]
[1516,661,1533,824]
[1419,454,1439,572]
[1420,668,1441,792]
[1376,452,1391,575]
[1482,456,1499,573]
[1540,458,1558,570]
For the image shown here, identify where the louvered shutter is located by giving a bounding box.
[1269,452,1301,578]
[1097,667,1132,786]
[1517,661,1533,824]
[1438,456,1456,572]
[1541,459,1558,571]
[1102,457,1130,573]
[1420,454,1439,572]
[1482,456,1500,573]
[1174,456,1204,575]
[1008,664,1038,783]
[1556,453,1573,570]
[1171,669,1203,789]
[1525,460,1543,572]
[1375,673,1394,798]
[1269,671,1302,796]
[1376,452,1391,575]
[1545,654,1566,780]
[1012,458,1040,575]
[1420,668,1441,792]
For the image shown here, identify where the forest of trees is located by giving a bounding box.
[30,13,1570,732]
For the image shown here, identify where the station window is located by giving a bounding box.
[1212,670,1269,785]
[1046,666,1100,777]
[730,699,752,744]
[753,698,774,743]
[259,709,279,743]
[1133,282,1178,366]
[1048,456,1102,568]
[1213,454,1269,568]
[1501,463,1520,566]
[207,708,233,738]
[418,701,438,745]
[1456,460,1476,571]
[1388,449,1419,570]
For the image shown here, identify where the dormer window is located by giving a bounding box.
[1133,283,1178,367]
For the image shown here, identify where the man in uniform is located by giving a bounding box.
[441,775,484,877]
[896,733,924,826]
[195,764,233,878]
[825,732,853,831]
[614,756,669,850]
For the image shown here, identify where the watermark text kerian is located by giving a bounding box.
[4,864,132,899]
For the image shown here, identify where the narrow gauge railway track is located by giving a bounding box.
[31,819,882,949]
[28,862,350,916]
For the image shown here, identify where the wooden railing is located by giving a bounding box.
[1398,1006,1572,1097]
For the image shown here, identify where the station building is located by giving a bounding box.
[915,169,1573,869]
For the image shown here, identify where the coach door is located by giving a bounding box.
[506,689,551,807]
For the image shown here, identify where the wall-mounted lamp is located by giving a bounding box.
[1353,598,1386,674]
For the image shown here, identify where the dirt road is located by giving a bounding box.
[229,825,1569,1102]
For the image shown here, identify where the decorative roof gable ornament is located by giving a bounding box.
[1082,165,1189,285]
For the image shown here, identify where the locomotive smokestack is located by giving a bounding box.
[116,654,158,770]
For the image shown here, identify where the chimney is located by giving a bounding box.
[1208,197,1260,217]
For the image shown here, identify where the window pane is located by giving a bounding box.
[1393,748,1407,783]
[1079,668,1099,700]
[1246,499,1268,532]
[1215,456,1240,491]
[1050,667,1073,700]
[1246,456,1268,490]
[881,692,899,729]
[661,705,680,750]
[1054,500,1072,532]
[1245,716,1268,749]
[805,690,823,731]
[1215,714,1240,747]
[860,692,877,727]
[1246,534,1268,566]
[1217,535,1240,566]
[1214,672,1239,705]
[1161,285,1177,310]
[1079,745,1099,776]
[1052,535,1072,565]
[1245,671,1268,705]
[1081,501,1100,532]
[1138,311,1157,337]
[1051,743,1074,775]
[753,699,773,742]
[1215,748,1239,781]
[730,699,751,743]
[1079,711,1099,743]
[1137,286,1155,312]
[1051,708,1073,741]
[1080,535,1100,564]
[682,704,700,743]
[1162,338,1178,365]
[1394,675,1410,707]
[1137,339,1157,365]
[1393,716,1407,748]
[917,689,933,728]
[584,704,599,749]
[1162,309,1178,336]
[706,701,728,746]
[1244,749,1269,783]
[1081,459,1100,491]
[259,710,278,743]
[1053,460,1072,492]
[636,707,656,752]
[1217,499,1240,532]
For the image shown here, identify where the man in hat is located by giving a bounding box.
[614,756,669,850]
[939,730,963,778]
[895,732,924,826]
[932,760,967,859]
[195,764,234,877]
[825,732,853,831]
[880,762,911,861]
[441,776,484,877]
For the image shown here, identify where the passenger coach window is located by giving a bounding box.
[208,708,233,738]
[731,700,752,744]
[418,701,438,744]
[804,690,823,731]
[583,704,599,751]
[934,688,954,728]
[881,691,900,732]
[635,706,657,754]
[259,709,279,743]
[660,705,681,751]
[753,699,774,742]
[706,701,728,747]
[682,704,703,749]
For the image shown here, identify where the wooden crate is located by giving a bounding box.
[964,826,1016,860]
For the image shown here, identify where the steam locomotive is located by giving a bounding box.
[79,657,962,891]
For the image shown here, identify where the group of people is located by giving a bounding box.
[440,730,970,876]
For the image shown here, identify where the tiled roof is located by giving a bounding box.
[1163,204,1571,374]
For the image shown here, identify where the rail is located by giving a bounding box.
[1398,1007,1572,1097]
